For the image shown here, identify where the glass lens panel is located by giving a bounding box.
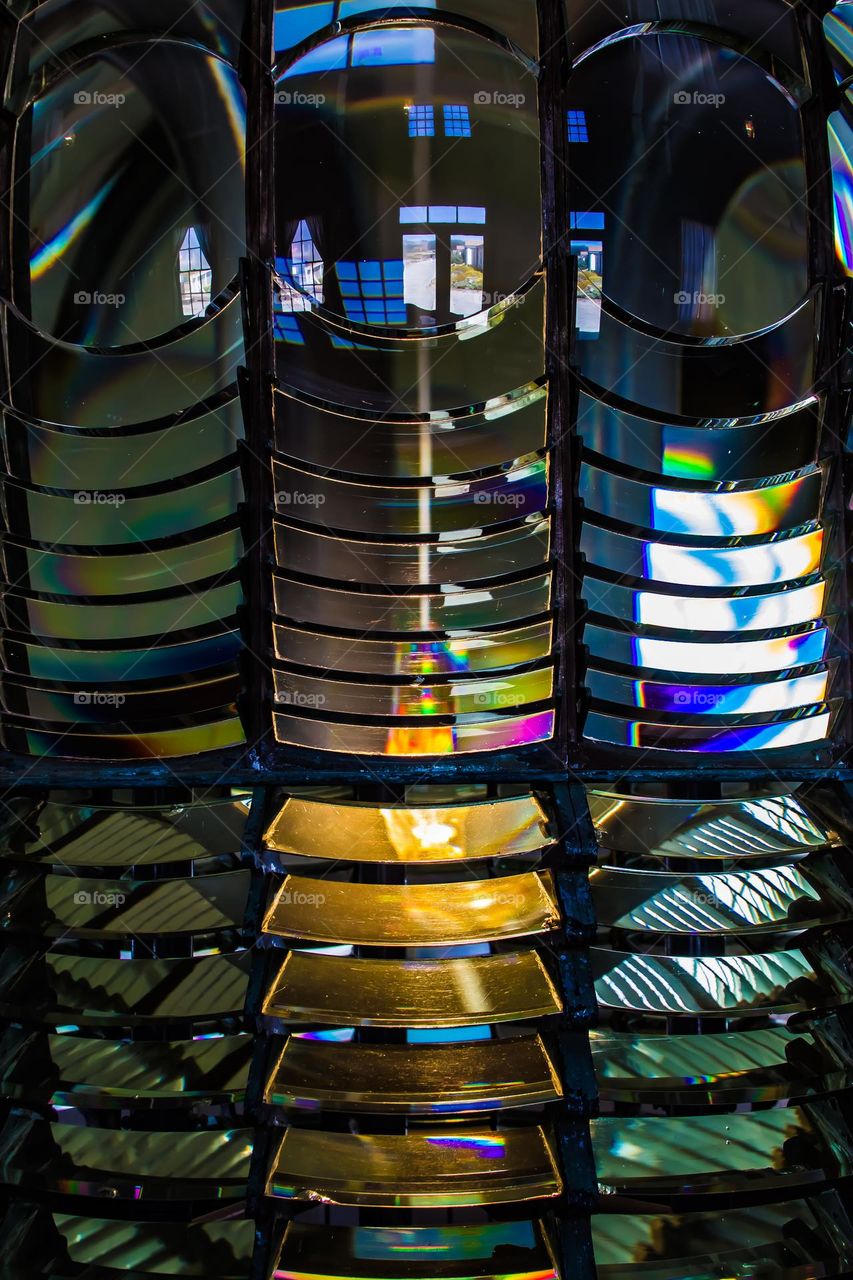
[267,1033,560,1111]
[272,459,548,535]
[275,278,544,415]
[574,296,816,418]
[0,1114,251,1199]
[0,672,240,724]
[2,300,244,427]
[576,392,819,483]
[272,664,553,717]
[273,384,547,478]
[275,1219,557,1280]
[0,949,252,1025]
[1,396,243,489]
[264,793,552,863]
[268,1125,560,1207]
[587,667,830,717]
[568,31,808,337]
[23,43,245,346]
[4,713,247,758]
[275,27,539,332]
[1,793,250,867]
[274,518,550,585]
[579,464,822,537]
[273,707,555,754]
[1,630,243,684]
[264,949,562,1025]
[272,574,551,634]
[272,620,553,674]
[2,468,243,546]
[579,522,824,587]
[1,529,243,596]
[583,707,832,753]
[264,870,559,945]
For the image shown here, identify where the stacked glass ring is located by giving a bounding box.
[0,1,249,759]
[270,7,557,756]
[567,17,840,755]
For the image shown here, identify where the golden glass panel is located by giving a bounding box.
[1,1114,252,1200]
[0,950,251,1026]
[275,1219,558,1280]
[266,1033,562,1112]
[0,1028,252,1108]
[5,869,250,938]
[263,871,560,946]
[268,1125,561,1207]
[263,950,562,1027]
[264,794,552,864]
[592,1106,847,1197]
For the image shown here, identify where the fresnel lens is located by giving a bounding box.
[0,2,849,1278]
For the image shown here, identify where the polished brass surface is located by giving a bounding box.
[266,1033,561,1112]
[268,1125,561,1207]
[264,871,560,946]
[264,950,562,1027]
[264,795,551,864]
[275,1219,558,1280]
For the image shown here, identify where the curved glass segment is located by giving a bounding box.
[589,780,853,1252]
[568,29,809,340]
[20,43,245,348]
[275,26,540,336]
[270,13,554,758]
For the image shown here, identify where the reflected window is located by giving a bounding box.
[408,104,435,137]
[336,260,406,323]
[178,228,212,317]
[451,232,484,315]
[571,213,604,340]
[568,109,589,143]
[274,219,324,315]
[443,104,471,137]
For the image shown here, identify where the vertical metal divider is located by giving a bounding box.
[245,784,278,1280]
[797,1,853,760]
[539,0,580,764]
[537,2,598,1275]
[238,0,277,761]
[545,780,598,1280]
